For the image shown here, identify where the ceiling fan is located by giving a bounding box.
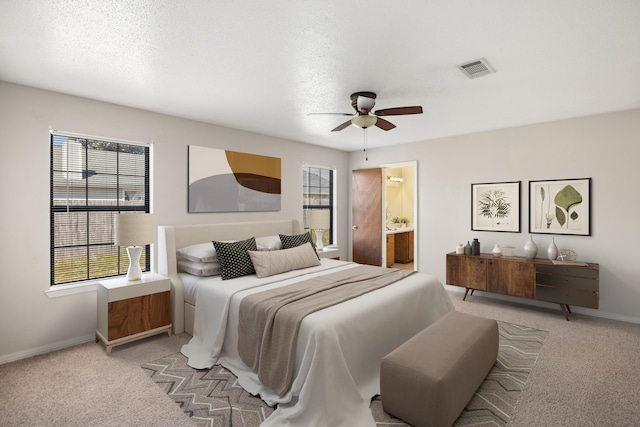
[308,91,423,132]
[308,91,423,160]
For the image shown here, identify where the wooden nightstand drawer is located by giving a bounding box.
[107,291,171,340]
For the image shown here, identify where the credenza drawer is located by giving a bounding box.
[536,285,599,309]
[536,272,598,291]
[535,263,598,279]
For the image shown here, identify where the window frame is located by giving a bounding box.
[302,165,335,246]
[50,131,151,286]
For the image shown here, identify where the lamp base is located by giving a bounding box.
[314,229,324,250]
[126,246,143,281]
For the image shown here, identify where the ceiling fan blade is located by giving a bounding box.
[307,112,353,116]
[331,119,353,132]
[375,117,396,131]
[374,106,423,116]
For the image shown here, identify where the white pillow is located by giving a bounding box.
[178,260,223,277]
[176,242,217,263]
[255,235,283,251]
[248,242,321,278]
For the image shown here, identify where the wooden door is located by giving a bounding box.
[352,168,382,266]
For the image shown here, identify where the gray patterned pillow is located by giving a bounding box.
[213,237,258,280]
[279,232,320,259]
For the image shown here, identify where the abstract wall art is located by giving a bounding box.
[188,146,281,213]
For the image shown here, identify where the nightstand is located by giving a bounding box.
[96,273,172,355]
[317,247,340,260]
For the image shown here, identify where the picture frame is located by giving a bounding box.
[188,145,281,213]
[471,181,521,232]
[529,178,591,236]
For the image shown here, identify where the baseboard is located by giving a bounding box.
[0,333,96,365]
[445,285,640,325]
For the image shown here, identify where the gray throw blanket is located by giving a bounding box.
[237,265,415,396]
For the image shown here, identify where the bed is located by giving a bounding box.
[157,219,454,427]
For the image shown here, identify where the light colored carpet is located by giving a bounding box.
[1,289,639,426]
[0,333,195,426]
[143,321,546,426]
[449,290,640,427]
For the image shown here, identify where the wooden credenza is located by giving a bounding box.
[446,253,599,320]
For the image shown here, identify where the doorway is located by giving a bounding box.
[383,162,417,271]
[351,162,417,270]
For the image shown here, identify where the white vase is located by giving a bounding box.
[492,243,502,256]
[524,236,538,259]
[548,238,558,260]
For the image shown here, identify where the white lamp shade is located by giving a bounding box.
[351,114,377,129]
[309,209,330,230]
[114,213,155,247]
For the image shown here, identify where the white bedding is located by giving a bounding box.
[180,258,454,427]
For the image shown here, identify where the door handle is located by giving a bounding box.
[352,225,359,230]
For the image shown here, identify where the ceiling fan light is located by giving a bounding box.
[351,115,377,129]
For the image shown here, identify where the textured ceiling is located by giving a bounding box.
[1,1,639,151]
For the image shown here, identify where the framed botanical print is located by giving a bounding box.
[471,181,520,232]
[529,178,591,235]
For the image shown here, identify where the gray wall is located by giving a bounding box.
[349,109,640,323]
[1,79,638,363]
[0,81,350,362]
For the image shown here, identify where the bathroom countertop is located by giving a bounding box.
[385,227,414,234]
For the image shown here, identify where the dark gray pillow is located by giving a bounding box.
[212,237,258,280]
[279,232,320,260]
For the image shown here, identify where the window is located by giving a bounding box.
[302,166,334,246]
[50,133,150,286]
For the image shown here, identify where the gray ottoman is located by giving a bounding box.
[380,311,498,427]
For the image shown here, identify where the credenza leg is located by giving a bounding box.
[463,288,470,301]
[560,304,570,321]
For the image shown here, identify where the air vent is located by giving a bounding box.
[457,58,495,79]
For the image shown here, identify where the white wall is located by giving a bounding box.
[0,81,350,362]
[350,109,640,323]
[2,80,637,363]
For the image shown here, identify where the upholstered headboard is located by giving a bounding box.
[157,219,302,334]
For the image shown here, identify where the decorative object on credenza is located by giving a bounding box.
[309,209,330,250]
[502,245,516,257]
[464,241,472,255]
[547,238,559,260]
[558,249,578,263]
[187,145,281,213]
[529,178,591,235]
[523,235,538,259]
[471,238,480,256]
[456,243,464,254]
[471,181,521,233]
[492,244,502,256]
[114,213,155,281]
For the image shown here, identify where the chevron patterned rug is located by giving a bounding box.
[142,321,547,427]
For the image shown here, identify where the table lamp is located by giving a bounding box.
[114,213,155,281]
[309,209,330,250]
